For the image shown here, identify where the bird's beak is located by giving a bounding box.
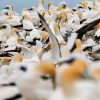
[4,7,9,9]
[55,18,58,23]
[51,75,56,89]
[16,32,20,37]
[80,71,89,79]
[21,39,27,42]
[78,6,83,9]
[0,25,6,29]
[45,46,51,52]
[42,0,44,4]
[20,18,24,23]
[62,5,66,9]
[57,18,61,23]
[72,9,76,12]
[55,18,61,23]
[28,8,33,10]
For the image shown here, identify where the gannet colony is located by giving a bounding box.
[0,0,100,100]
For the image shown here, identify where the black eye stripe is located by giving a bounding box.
[88,7,91,10]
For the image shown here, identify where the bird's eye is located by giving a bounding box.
[20,66,27,72]
[41,75,49,80]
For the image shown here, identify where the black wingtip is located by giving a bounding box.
[0,52,13,57]
[38,12,48,25]
[71,18,100,52]
[76,18,100,39]
[38,12,44,20]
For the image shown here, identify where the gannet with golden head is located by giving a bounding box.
[49,59,86,100]
[0,57,10,67]
[42,10,51,24]
[5,28,20,47]
[40,31,49,44]
[7,53,23,75]
[6,12,22,27]
[49,13,59,34]
[10,61,56,100]
[59,1,67,9]
[49,58,98,100]
[48,2,57,15]
[28,6,40,26]
[21,8,30,18]
[1,4,13,16]
[0,24,11,39]
[53,23,64,43]
[22,14,35,31]
[37,0,45,14]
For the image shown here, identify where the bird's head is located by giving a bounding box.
[38,0,44,4]
[22,8,28,11]
[1,57,11,64]
[34,61,56,89]
[23,14,29,20]
[70,9,75,14]
[91,67,100,80]
[78,1,83,5]
[83,0,88,8]
[74,39,82,53]
[9,11,15,16]
[30,47,37,54]
[59,14,67,23]
[57,5,63,11]
[40,31,48,40]
[59,59,86,88]
[42,10,50,16]
[48,2,53,8]
[11,28,19,36]
[61,9,67,16]
[8,4,13,9]
[12,53,23,62]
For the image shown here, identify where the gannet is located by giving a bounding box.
[37,0,45,14]
[22,14,35,31]
[28,6,40,26]
[21,8,30,18]
[6,14,22,27]
[9,61,56,100]
[48,2,57,15]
